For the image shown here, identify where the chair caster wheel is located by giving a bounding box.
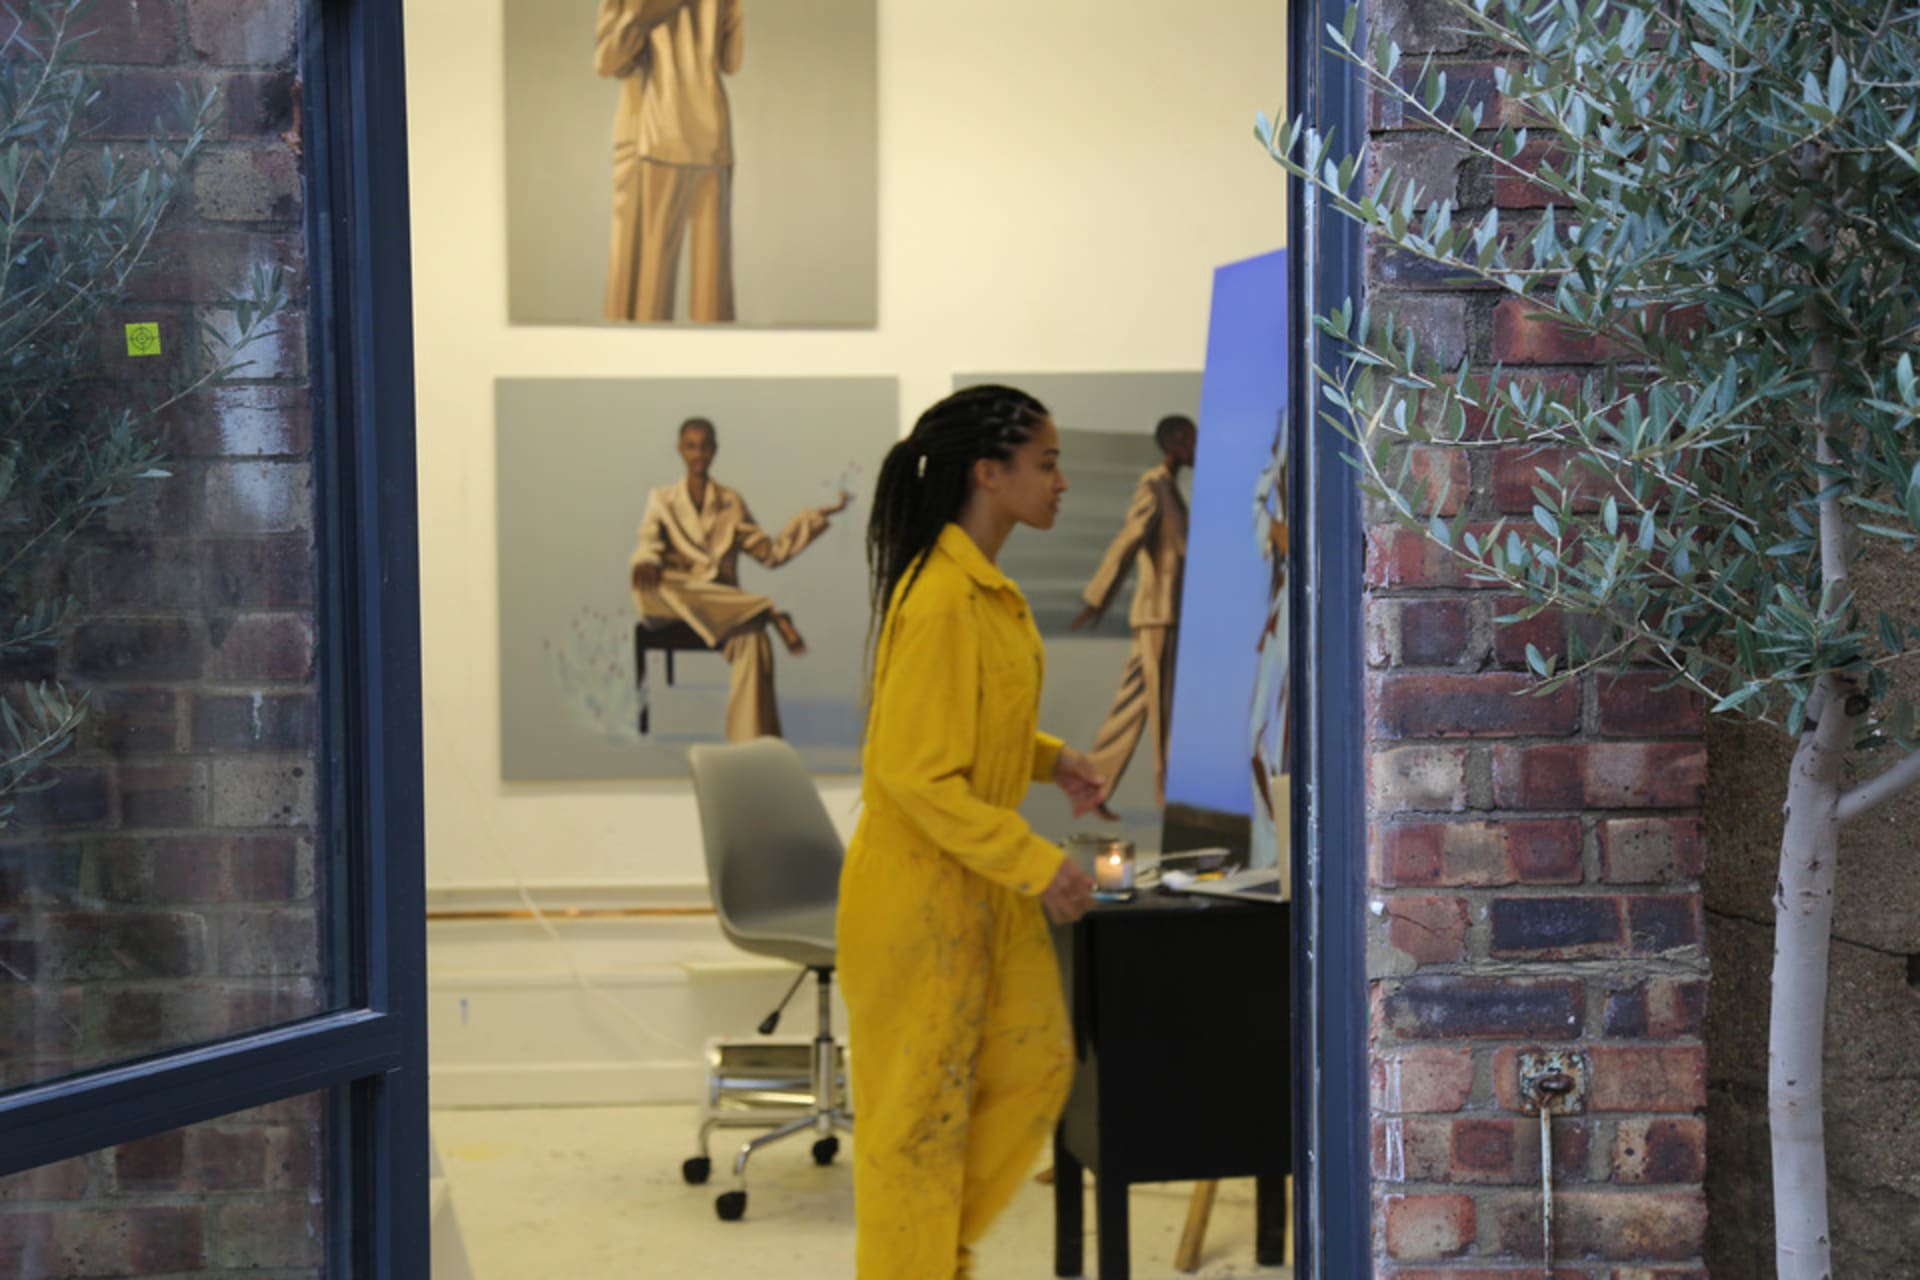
[811,1137,839,1166]
[715,1190,747,1221]
[682,1157,711,1185]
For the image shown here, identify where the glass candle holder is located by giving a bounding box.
[1093,838,1135,891]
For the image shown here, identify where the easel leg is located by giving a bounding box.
[1173,1180,1219,1273]
[1255,1175,1290,1267]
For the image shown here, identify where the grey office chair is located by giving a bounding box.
[684,737,854,1222]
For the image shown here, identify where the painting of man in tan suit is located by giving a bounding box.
[1071,414,1197,816]
[630,417,851,740]
[596,0,743,323]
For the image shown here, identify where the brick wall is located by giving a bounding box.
[0,1,323,1276]
[1362,2,1711,1274]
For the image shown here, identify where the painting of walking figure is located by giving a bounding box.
[496,377,892,780]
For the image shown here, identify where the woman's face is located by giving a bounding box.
[979,416,1067,531]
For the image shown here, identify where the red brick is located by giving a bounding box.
[1388,1115,1592,1185]
[1372,1045,1476,1113]
[1492,742,1706,809]
[87,687,181,753]
[1645,979,1707,1038]
[1455,372,1586,440]
[1375,820,1583,887]
[83,68,201,139]
[224,71,297,137]
[213,1199,322,1268]
[64,619,205,681]
[1613,1117,1706,1184]
[1386,896,1471,965]
[1384,976,1585,1040]
[1495,1189,1706,1260]
[206,613,314,681]
[1406,446,1470,516]
[5,768,111,828]
[1374,672,1580,739]
[72,0,179,64]
[127,231,302,306]
[1599,817,1706,883]
[1372,61,1503,131]
[1597,671,1705,736]
[118,761,211,828]
[188,0,297,65]
[1489,895,1625,958]
[1399,598,1473,665]
[1492,596,1613,669]
[1368,526,1471,589]
[127,1205,207,1272]
[1371,745,1473,814]
[0,1155,91,1203]
[1627,895,1703,953]
[1390,1271,1586,1280]
[1491,445,1612,514]
[1493,139,1571,208]
[191,693,316,751]
[1493,298,1629,364]
[203,536,316,608]
[1544,1045,1704,1113]
[1384,1193,1476,1260]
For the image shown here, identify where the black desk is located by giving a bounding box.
[1052,890,1291,1279]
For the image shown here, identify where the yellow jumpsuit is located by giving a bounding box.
[840,524,1075,1280]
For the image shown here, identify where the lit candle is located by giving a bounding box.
[1095,845,1133,891]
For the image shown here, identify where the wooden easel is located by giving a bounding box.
[1172,1177,1293,1273]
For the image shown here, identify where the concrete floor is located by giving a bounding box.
[432,1106,1292,1279]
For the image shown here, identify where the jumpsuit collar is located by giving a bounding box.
[936,523,1016,594]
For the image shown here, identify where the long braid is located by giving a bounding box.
[863,384,1049,670]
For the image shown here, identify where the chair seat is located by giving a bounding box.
[723,901,837,970]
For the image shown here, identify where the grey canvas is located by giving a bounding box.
[497,377,895,780]
[504,0,878,327]
[953,371,1202,853]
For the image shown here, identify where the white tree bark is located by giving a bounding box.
[1769,671,1850,1280]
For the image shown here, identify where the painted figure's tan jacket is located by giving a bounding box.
[1079,461,1188,628]
[594,0,743,166]
[628,477,825,643]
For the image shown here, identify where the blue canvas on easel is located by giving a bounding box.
[1162,248,1291,874]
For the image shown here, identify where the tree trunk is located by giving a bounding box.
[1769,672,1851,1280]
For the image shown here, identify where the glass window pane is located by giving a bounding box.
[0,0,326,1091]
[0,1091,328,1279]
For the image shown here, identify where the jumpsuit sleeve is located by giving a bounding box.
[1080,474,1160,614]
[593,0,689,78]
[630,489,670,573]
[1032,732,1064,784]
[719,0,745,74]
[737,499,830,569]
[870,606,1066,896]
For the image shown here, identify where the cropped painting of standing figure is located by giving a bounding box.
[1249,422,1291,889]
[1072,414,1196,817]
[629,417,852,740]
[596,0,743,323]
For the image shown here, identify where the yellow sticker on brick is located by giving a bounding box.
[125,322,161,357]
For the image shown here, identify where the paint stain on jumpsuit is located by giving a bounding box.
[839,525,1075,1280]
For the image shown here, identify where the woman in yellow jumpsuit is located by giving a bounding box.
[842,385,1106,1278]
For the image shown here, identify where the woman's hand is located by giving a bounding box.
[821,490,854,518]
[1052,746,1108,818]
[1040,856,1097,925]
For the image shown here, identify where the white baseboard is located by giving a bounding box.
[427,910,846,1110]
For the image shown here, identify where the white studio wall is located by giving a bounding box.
[407,0,1287,1105]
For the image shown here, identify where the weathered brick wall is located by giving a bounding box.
[0,1,323,1275]
[1363,2,1711,1274]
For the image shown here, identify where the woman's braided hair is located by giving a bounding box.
[865,384,1049,646]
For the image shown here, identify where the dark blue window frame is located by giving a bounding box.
[1289,0,1370,1276]
[0,3,427,1277]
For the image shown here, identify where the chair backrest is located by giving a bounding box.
[686,738,845,940]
